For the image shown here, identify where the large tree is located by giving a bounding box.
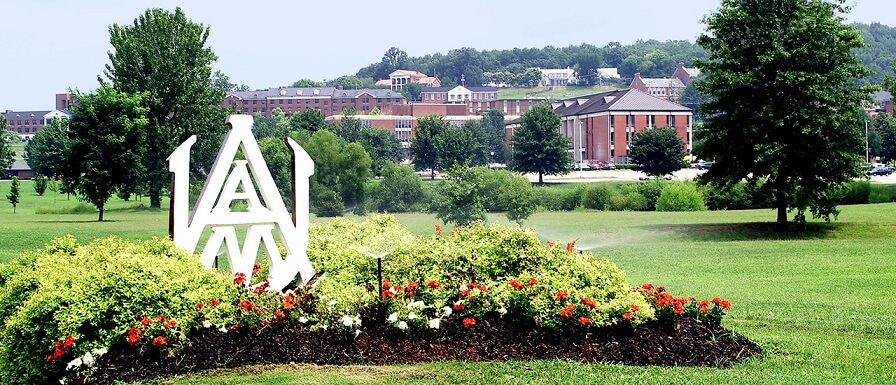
[629,127,689,177]
[23,118,70,177]
[63,86,148,221]
[510,103,570,184]
[410,115,447,179]
[695,0,872,224]
[481,110,508,163]
[0,116,14,170]
[102,7,228,208]
[359,126,403,176]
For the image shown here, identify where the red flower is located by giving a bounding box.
[435,224,442,236]
[252,263,262,275]
[559,304,575,318]
[127,328,141,345]
[622,312,634,321]
[656,292,674,307]
[381,290,395,298]
[462,317,476,328]
[641,283,654,291]
[547,240,555,247]
[382,278,392,290]
[233,272,247,285]
[152,335,167,347]
[509,279,523,290]
[578,316,592,326]
[47,335,76,361]
[283,295,295,310]
[478,285,488,294]
[580,297,597,309]
[261,319,271,326]
[140,317,152,326]
[526,277,538,287]
[712,297,732,309]
[673,302,685,315]
[460,289,470,297]
[566,240,576,252]
[252,280,270,295]
[208,298,221,307]
[698,300,710,313]
[630,304,640,312]
[196,302,205,309]
[427,280,442,289]
[393,285,404,293]
[407,281,419,291]
[163,319,177,329]
[239,299,256,312]
[453,302,465,311]
[274,309,286,319]
[555,290,570,301]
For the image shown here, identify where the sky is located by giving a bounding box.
[1,0,893,112]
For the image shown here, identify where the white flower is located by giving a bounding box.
[342,315,354,327]
[407,300,426,309]
[354,329,362,337]
[218,325,228,333]
[428,318,440,329]
[81,352,94,367]
[397,321,408,330]
[202,320,213,328]
[498,307,508,316]
[442,306,453,316]
[327,300,337,307]
[407,311,417,320]
[66,357,82,371]
[459,284,469,292]
[92,348,107,358]
[321,325,328,330]
[353,316,362,326]
[388,312,399,323]
[299,317,309,324]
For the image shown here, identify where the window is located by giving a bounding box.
[670,115,676,126]
[625,115,633,127]
[609,116,614,129]
[648,115,655,127]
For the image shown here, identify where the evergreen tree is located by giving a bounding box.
[6,176,19,213]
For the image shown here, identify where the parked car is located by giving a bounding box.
[867,166,893,176]
[416,169,440,177]
[600,162,616,170]
[696,161,713,170]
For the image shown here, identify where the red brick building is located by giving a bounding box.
[543,89,693,164]
[221,87,408,117]
[2,109,70,139]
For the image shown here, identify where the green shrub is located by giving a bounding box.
[35,203,97,215]
[609,191,648,211]
[582,184,612,210]
[32,175,48,196]
[836,180,871,205]
[532,186,563,211]
[656,182,707,211]
[559,185,584,211]
[366,163,427,213]
[0,236,240,385]
[868,184,896,203]
[480,168,515,212]
[634,179,666,211]
[313,188,344,217]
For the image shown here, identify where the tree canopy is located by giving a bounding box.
[0,116,14,170]
[629,127,689,177]
[103,7,228,208]
[695,0,872,224]
[24,117,70,177]
[63,86,148,221]
[510,103,570,184]
[410,115,447,178]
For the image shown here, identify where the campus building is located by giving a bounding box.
[2,109,70,139]
[221,87,408,117]
[542,88,693,164]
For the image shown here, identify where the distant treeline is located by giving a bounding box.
[354,22,896,88]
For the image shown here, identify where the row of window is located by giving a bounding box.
[608,115,687,128]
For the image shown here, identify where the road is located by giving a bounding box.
[523,168,896,184]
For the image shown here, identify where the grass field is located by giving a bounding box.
[1,179,895,384]
[497,85,623,101]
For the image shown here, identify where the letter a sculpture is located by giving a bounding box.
[167,115,316,292]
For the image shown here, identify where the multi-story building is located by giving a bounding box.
[539,68,577,86]
[374,70,441,91]
[543,89,693,164]
[420,86,542,115]
[2,109,70,139]
[221,87,408,117]
[629,62,701,100]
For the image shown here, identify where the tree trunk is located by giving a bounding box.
[538,171,544,184]
[150,184,162,209]
[98,204,104,222]
[777,203,787,225]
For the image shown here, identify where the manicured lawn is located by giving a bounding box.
[498,85,622,100]
[1,179,894,384]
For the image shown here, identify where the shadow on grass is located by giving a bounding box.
[649,222,842,242]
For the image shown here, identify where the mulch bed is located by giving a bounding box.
[71,315,761,384]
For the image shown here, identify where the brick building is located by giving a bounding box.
[2,109,70,139]
[629,62,701,100]
[420,86,543,115]
[221,87,408,117]
[374,70,441,91]
[536,89,693,164]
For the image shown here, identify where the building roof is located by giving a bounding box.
[7,161,30,171]
[873,91,892,103]
[551,89,691,117]
[225,87,404,100]
[390,70,429,78]
[421,86,498,92]
[640,77,685,88]
[3,110,69,119]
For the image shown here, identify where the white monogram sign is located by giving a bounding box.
[167,115,316,291]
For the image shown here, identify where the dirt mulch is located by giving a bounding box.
[69,315,761,384]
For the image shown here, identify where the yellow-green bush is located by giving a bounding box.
[0,236,240,385]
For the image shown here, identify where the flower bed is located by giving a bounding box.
[0,215,759,385]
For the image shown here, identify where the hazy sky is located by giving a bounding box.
[1,0,892,111]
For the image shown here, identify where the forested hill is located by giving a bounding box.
[355,22,896,88]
